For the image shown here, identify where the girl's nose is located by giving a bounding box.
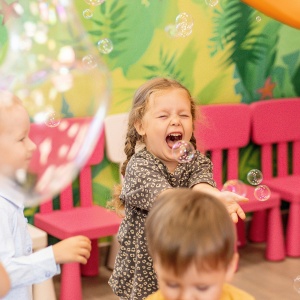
[171,116,180,126]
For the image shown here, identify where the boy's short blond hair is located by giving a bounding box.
[145,188,236,275]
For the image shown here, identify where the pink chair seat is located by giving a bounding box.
[35,206,120,239]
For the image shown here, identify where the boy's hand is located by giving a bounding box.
[53,235,91,265]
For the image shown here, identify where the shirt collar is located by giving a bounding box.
[0,175,25,209]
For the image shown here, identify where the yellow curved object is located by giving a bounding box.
[241,0,300,29]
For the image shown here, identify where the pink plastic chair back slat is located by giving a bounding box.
[261,145,273,179]
[79,166,93,207]
[227,148,239,180]
[294,142,300,174]
[211,149,223,189]
[60,185,73,211]
[277,142,288,177]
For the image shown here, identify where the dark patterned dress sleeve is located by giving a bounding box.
[187,150,216,188]
[120,152,172,211]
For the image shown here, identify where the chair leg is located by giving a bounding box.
[60,263,82,300]
[286,203,300,257]
[249,210,267,243]
[81,239,99,276]
[236,220,246,248]
[265,207,285,261]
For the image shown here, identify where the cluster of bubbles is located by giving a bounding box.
[165,12,194,38]
[247,169,271,201]
[172,140,196,163]
[81,0,113,55]
[222,169,271,201]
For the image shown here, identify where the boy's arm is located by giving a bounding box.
[0,209,60,289]
[2,246,60,288]
[0,263,10,297]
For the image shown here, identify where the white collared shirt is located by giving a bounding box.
[0,181,60,300]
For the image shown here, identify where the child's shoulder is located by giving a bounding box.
[221,283,255,300]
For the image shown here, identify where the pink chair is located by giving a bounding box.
[251,98,300,257]
[31,117,121,300]
[194,103,285,261]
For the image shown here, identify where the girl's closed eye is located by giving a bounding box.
[158,115,168,119]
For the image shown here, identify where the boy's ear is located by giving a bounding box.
[225,252,239,282]
[134,120,145,136]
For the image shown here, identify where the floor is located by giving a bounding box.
[53,242,300,300]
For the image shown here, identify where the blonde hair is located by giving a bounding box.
[146,188,236,275]
[107,77,198,214]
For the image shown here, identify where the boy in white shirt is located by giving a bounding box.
[0,91,91,300]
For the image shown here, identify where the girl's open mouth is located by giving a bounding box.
[166,133,182,148]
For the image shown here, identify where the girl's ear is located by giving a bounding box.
[225,252,239,282]
[134,120,145,136]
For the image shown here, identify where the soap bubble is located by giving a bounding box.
[175,12,194,38]
[172,140,196,163]
[97,38,113,54]
[0,0,111,206]
[222,179,247,197]
[254,185,271,201]
[83,9,93,19]
[205,0,219,7]
[294,275,300,294]
[83,0,105,6]
[247,169,263,185]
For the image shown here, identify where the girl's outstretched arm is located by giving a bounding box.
[192,183,248,223]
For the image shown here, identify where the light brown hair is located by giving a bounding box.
[107,77,198,214]
[145,188,236,275]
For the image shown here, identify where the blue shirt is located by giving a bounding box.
[0,182,60,300]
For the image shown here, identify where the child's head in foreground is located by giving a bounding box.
[0,90,36,179]
[146,188,238,300]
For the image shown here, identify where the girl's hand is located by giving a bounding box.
[217,191,248,223]
[192,183,248,223]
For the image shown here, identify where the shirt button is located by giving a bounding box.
[45,271,51,278]
[26,246,32,253]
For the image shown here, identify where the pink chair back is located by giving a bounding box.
[29,117,105,212]
[251,98,300,178]
[194,104,251,189]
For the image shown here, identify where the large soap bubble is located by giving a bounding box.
[0,0,111,206]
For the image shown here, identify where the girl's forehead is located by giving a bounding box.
[147,88,191,108]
